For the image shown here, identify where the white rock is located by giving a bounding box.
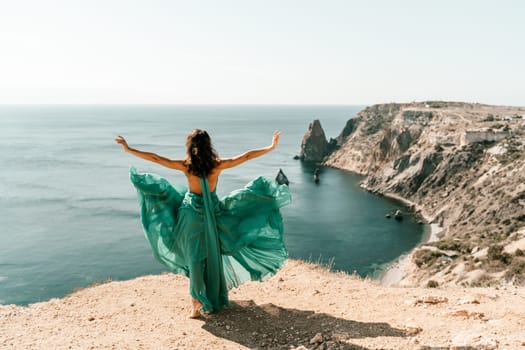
[451,332,499,350]
[473,247,488,259]
[458,296,480,305]
[503,237,525,254]
[310,333,323,344]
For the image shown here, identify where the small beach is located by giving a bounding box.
[369,189,446,286]
[380,222,445,286]
[351,187,444,286]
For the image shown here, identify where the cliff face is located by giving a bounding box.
[325,102,525,287]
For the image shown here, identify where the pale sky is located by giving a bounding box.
[1,0,524,105]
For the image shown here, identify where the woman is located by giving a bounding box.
[115,130,291,318]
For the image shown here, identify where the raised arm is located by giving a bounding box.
[217,131,280,170]
[115,136,186,171]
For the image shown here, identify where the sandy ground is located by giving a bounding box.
[1,259,524,350]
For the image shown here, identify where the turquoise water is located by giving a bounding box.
[0,105,425,305]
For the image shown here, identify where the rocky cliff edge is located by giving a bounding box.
[2,260,524,349]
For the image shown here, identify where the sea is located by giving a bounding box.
[0,105,426,305]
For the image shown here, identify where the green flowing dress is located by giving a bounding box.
[129,167,291,313]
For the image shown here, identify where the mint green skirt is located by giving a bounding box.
[129,167,291,313]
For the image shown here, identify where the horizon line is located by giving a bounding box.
[1,100,521,107]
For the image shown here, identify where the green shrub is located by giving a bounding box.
[504,260,525,283]
[430,239,470,253]
[426,280,439,288]
[363,120,385,135]
[487,245,512,265]
[413,249,442,267]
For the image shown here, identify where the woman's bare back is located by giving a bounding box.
[184,168,221,194]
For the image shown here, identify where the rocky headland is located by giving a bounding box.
[306,101,525,287]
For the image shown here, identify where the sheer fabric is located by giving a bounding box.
[129,167,291,312]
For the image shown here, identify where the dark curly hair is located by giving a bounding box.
[184,129,219,177]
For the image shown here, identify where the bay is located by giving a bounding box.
[0,105,424,305]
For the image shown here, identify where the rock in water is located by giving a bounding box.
[275,169,289,186]
[314,168,320,184]
[300,119,329,162]
[394,210,403,221]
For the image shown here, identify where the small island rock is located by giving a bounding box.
[300,119,329,162]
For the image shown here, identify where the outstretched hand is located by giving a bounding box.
[271,131,280,150]
[115,135,129,151]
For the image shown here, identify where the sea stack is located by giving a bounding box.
[300,119,329,162]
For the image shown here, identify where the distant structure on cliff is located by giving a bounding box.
[460,129,510,146]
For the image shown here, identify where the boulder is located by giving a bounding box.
[394,210,403,220]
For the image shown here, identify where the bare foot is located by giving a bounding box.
[189,298,203,319]
[189,308,201,319]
